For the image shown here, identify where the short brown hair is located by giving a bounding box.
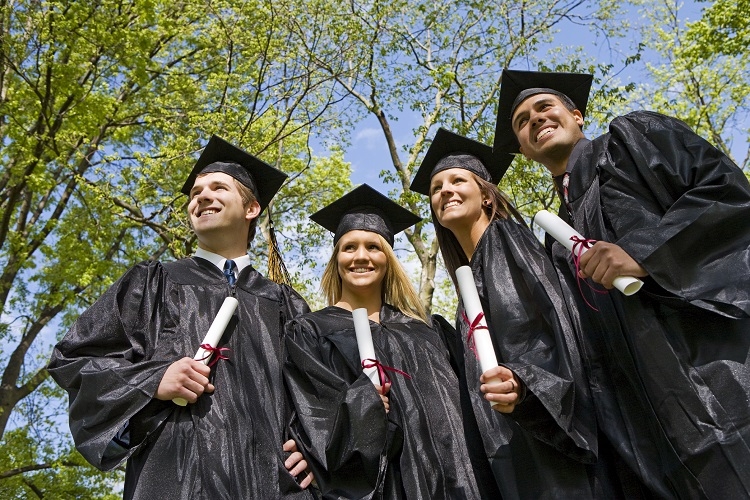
[233,178,259,247]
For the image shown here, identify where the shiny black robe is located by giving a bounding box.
[452,218,623,499]
[548,111,750,498]
[283,305,481,499]
[48,257,313,499]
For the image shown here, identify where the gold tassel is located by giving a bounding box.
[267,216,291,286]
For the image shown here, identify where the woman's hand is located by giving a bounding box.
[480,365,522,414]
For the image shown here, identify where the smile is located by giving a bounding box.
[198,209,219,217]
[536,127,554,142]
[443,200,460,210]
[351,268,373,273]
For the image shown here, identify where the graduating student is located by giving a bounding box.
[409,129,615,499]
[48,136,314,499]
[495,68,750,497]
[283,184,480,499]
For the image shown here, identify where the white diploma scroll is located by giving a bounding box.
[456,266,500,407]
[352,307,380,386]
[173,296,239,406]
[534,210,643,296]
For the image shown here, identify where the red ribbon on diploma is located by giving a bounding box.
[570,236,609,311]
[361,358,411,387]
[461,310,489,359]
[197,343,230,367]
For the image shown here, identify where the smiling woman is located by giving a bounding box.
[335,229,388,306]
[283,184,482,498]
[409,128,610,498]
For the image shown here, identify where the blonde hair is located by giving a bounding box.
[321,233,428,323]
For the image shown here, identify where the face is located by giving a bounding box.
[336,230,388,297]
[188,172,260,244]
[512,93,585,175]
[429,167,489,232]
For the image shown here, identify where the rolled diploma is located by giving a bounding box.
[534,210,643,296]
[352,308,380,386]
[173,296,239,406]
[456,266,500,407]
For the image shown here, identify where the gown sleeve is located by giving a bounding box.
[473,221,598,462]
[283,316,390,499]
[605,110,750,318]
[47,262,175,470]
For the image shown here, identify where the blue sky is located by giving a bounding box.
[333,1,709,191]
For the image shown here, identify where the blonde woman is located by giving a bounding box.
[284,184,479,499]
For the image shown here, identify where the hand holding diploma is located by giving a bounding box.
[534,210,643,296]
[171,297,238,406]
[480,366,522,414]
[456,266,506,408]
[156,358,214,404]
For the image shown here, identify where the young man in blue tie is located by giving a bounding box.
[49,135,314,499]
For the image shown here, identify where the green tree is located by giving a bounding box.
[3,0,745,496]
[684,0,750,58]
[634,0,749,172]
[0,0,348,495]
[281,0,632,314]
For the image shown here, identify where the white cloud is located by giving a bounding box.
[354,127,382,150]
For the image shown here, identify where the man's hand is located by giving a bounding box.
[155,357,214,403]
[480,365,521,414]
[283,439,314,489]
[578,241,647,289]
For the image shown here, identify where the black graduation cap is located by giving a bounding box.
[180,135,288,212]
[493,69,593,154]
[409,127,513,195]
[310,184,421,247]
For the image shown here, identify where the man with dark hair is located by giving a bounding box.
[49,136,314,499]
[494,68,750,497]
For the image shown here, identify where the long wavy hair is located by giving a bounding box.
[320,233,428,323]
[433,173,524,287]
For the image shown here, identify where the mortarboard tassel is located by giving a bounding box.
[266,214,291,286]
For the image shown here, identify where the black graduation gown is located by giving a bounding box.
[283,305,481,499]
[548,111,750,498]
[452,218,618,499]
[47,257,313,499]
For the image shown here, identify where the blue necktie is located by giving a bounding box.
[223,259,237,286]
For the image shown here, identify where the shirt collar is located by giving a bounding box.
[194,247,251,275]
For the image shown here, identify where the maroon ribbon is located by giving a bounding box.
[461,311,488,360]
[361,358,411,387]
[197,343,230,367]
[570,235,608,311]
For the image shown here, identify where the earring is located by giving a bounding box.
[483,200,491,206]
